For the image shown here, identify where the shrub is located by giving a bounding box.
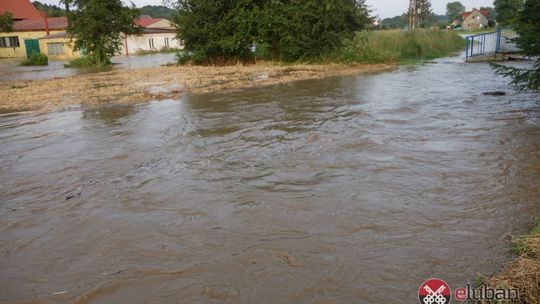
[20,53,48,66]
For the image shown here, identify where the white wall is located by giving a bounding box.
[120,33,183,55]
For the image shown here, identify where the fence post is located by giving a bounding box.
[496,28,502,53]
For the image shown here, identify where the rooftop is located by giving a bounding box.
[0,0,42,20]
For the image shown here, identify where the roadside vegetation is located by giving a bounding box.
[335,29,463,64]
[20,53,48,66]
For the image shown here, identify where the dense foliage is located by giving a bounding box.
[0,12,14,32]
[32,1,66,17]
[62,0,141,66]
[445,1,465,21]
[492,0,540,92]
[172,0,371,64]
[140,5,176,19]
[494,0,524,25]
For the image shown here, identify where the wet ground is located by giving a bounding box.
[0,53,176,81]
[0,55,539,303]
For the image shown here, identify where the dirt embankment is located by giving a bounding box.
[0,63,394,112]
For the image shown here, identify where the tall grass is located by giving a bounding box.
[336,29,464,64]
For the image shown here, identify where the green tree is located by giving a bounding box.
[492,0,540,91]
[494,0,524,25]
[446,1,465,21]
[32,1,66,17]
[417,0,433,27]
[173,0,371,63]
[0,12,14,32]
[140,5,175,19]
[62,0,141,66]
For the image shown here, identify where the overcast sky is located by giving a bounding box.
[38,0,495,18]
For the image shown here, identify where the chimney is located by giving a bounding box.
[40,11,50,36]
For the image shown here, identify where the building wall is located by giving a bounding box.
[120,33,183,55]
[0,30,63,58]
[38,38,80,60]
[463,11,489,30]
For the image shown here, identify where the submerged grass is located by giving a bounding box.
[335,29,464,64]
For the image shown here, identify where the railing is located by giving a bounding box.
[465,29,500,60]
[465,28,520,61]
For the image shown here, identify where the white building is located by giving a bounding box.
[120,16,183,55]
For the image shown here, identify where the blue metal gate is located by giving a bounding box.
[465,28,520,61]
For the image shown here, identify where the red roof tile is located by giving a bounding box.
[0,0,42,20]
[136,17,164,28]
[13,16,68,31]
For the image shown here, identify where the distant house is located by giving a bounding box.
[120,15,183,55]
[0,0,80,59]
[462,8,489,30]
[450,19,461,29]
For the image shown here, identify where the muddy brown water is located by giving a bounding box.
[1,56,539,303]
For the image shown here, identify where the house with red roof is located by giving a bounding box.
[462,8,489,31]
[121,15,183,55]
[0,0,79,59]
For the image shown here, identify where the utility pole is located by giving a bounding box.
[408,0,419,30]
[408,0,416,31]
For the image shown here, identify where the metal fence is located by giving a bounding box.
[465,28,520,61]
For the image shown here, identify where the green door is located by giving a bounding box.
[24,39,40,58]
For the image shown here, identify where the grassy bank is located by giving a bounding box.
[483,219,540,304]
[335,29,464,64]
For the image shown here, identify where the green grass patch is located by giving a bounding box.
[20,53,48,66]
[335,29,464,64]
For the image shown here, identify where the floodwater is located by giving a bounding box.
[0,53,175,81]
[1,56,539,303]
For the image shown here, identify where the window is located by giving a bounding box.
[164,37,169,48]
[47,43,65,55]
[149,38,155,49]
[0,36,20,48]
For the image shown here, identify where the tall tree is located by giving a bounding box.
[446,1,465,21]
[494,0,524,25]
[492,0,540,91]
[62,0,141,66]
[417,0,433,27]
[0,12,13,32]
[173,0,371,63]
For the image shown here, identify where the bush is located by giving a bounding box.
[20,53,49,66]
[336,29,464,64]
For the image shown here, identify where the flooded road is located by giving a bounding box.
[0,53,175,81]
[1,56,539,303]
